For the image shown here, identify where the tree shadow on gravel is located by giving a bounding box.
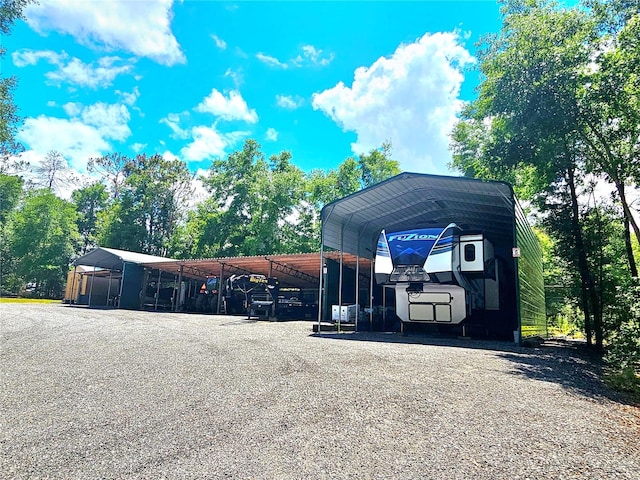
[495,340,639,407]
[312,331,638,407]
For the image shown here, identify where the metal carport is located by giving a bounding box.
[70,248,177,309]
[318,172,546,339]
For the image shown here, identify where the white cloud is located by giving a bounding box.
[12,49,61,67]
[47,56,134,88]
[293,45,334,67]
[63,102,82,116]
[160,112,190,139]
[195,89,258,123]
[180,125,248,162]
[162,150,180,162]
[257,45,333,69]
[312,31,475,174]
[162,89,256,164]
[224,68,243,88]
[211,34,227,50]
[256,52,288,69]
[13,49,134,88]
[116,86,140,106]
[80,103,131,141]
[131,142,147,153]
[24,0,185,66]
[18,116,111,172]
[17,102,132,172]
[265,128,278,142]
[276,94,303,110]
[189,168,210,206]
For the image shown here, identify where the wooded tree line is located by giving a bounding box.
[0,142,399,297]
[450,0,639,372]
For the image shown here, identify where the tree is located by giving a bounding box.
[358,141,400,187]
[0,0,34,173]
[450,0,607,348]
[0,172,24,293]
[9,188,80,297]
[33,150,76,191]
[71,182,109,254]
[0,172,22,223]
[569,5,640,277]
[98,153,193,256]
[192,140,308,257]
[87,152,130,200]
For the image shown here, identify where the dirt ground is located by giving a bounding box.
[1,304,638,479]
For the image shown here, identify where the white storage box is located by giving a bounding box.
[332,304,357,323]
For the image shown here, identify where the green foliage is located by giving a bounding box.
[180,140,400,258]
[71,182,109,254]
[192,140,308,257]
[0,0,34,171]
[98,153,192,256]
[8,189,80,297]
[358,142,400,187]
[0,172,22,223]
[450,0,640,355]
[604,281,640,374]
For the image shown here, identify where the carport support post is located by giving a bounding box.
[175,266,183,312]
[338,232,344,333]
[369,258,374,331]
[107,269,113,306]
[217,264,225,314]
[118,262,126,305]
[317,242,325,334]
[154,269,161,310]
[355,254,359,333]
[172,273,178,311]
[71,266,77,303]
[88,268,96,307]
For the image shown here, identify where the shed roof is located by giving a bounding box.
[142,252,368,288]
[74,247,176,270]
[320,172,516,258]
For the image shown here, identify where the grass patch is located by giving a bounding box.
[0,298,61,304]
[604,367,640,403]
[548,326,584,339]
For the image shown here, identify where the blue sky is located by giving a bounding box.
[7,0,513,188]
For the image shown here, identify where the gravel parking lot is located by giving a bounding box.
[1,303,638,479]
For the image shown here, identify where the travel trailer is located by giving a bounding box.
[375,224,501,325]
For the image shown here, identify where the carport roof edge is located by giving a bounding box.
[73,247,176,270]
[320,172,516,258]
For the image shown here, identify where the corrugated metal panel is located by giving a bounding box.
[514,202,547,339]
[320,172,546,339]
[74,247,176,270]
[141,252,369,289]
[321,172,515,258]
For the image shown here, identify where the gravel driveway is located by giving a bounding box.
[1,304,638,479]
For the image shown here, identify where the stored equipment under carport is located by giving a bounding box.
[375,225,500,325]
[319,172,546,341]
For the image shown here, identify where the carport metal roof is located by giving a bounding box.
[74,247,176,270]
[74,248,368,289]
[320,172,516,258]
[142,252,369,289]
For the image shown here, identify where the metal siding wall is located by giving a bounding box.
[514,202,547,338]
[119,263,145,310]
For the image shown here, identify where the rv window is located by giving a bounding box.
[464,244,476,262]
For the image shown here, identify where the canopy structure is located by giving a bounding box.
[321,172,516,259]
[318,172,545,339]
[73,247,175,270]
[141,252,367,289]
